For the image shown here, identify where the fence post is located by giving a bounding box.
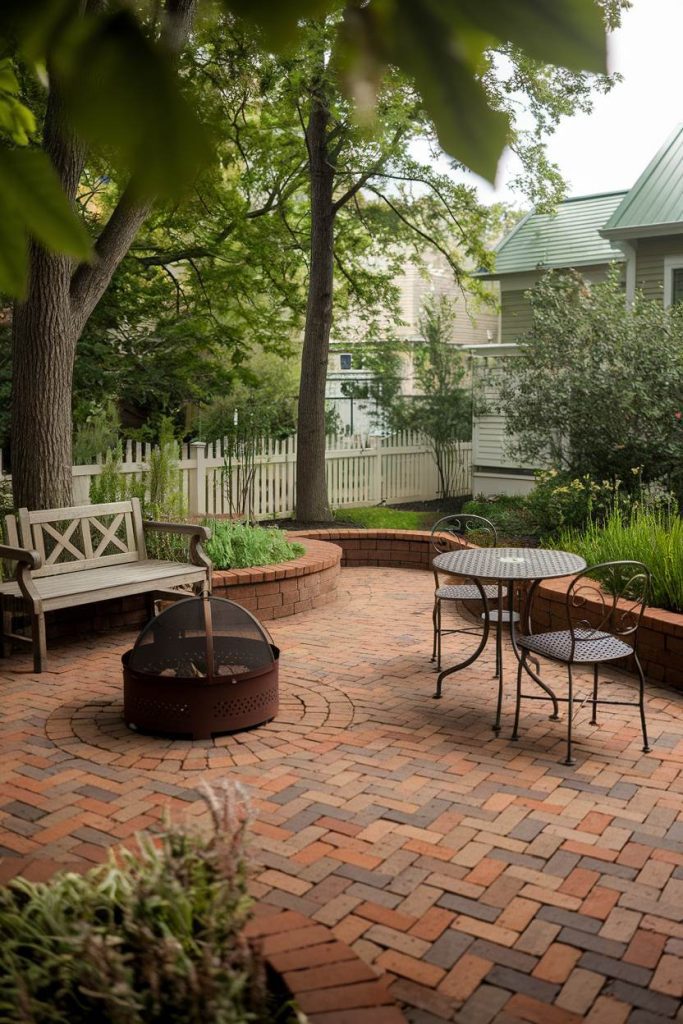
[367,435,382,504]
[189,440,207,516]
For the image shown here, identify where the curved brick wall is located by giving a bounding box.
[212,537,341,622]
[288,528,464,569]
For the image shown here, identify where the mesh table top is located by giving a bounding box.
[433,547,586,582]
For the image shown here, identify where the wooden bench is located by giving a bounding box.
[0,498,212,672]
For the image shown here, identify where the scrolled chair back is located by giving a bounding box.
[430,514,498,555]
[566,559,651,656]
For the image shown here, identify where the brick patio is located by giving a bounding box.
[1,565,682,1022]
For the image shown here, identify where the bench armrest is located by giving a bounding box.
[0,544,42,571]
[143,520,211,541]
[142,520,212,572]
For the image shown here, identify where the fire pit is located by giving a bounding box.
[122,595,279,739]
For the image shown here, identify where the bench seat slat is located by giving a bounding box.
[0,560,206,611]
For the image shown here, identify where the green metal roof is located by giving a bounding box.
[483,192,627,277]
[602,124,683,237]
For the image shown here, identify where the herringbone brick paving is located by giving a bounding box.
[1,566,682,1022]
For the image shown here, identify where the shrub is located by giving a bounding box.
[0,783,296,1023]
[499,270,683,502]
[204,521,304,570]
[462,494,536,541]
[552,509,683,613]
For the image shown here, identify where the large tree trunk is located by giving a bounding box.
[11,250,77,509]
[295,94,335,522]
[9,0,195,511]
[10,75,85,510]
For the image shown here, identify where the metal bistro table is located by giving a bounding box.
[431,547,586,733]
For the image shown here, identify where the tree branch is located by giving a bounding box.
[69,0,198,332]
[331,127,408,213]
[365,185,465,285]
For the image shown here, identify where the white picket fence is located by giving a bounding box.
[3,432,472,519]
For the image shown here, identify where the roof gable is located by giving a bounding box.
[485,192,627,277]
[602,124,683,237]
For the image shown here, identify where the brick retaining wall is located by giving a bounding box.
[212,538,341,621]
[288,528,464,569]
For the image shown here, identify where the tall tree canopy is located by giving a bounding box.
[0,0,625,510]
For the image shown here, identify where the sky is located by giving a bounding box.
[459,0,683,206]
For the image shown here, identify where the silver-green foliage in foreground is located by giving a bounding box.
[205,521,304,570]
[0,782,291,1024]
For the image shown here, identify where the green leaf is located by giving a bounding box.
[426,0,607,75]
[223,0,336,47]
[53,9,211,199]
[0,147,91,259]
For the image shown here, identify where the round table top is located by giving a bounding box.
[433,546,586,582]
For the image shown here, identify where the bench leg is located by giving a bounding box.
[145,593,157,621]
[32,612,47,673]
[2,606,12,658]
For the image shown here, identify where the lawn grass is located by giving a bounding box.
[333,506,433,530]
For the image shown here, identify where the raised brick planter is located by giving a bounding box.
[212,537,341,622]
[247,906,407,1023]
[288,528,463,569]
[532,575,683,692]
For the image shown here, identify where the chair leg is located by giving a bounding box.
[436,600,442,672]
[32,612,47,673]
[430,599,438,663]
[634,653,651,753]
[511,650,527,741]
[590,664,599,725]
[564,665,575,766]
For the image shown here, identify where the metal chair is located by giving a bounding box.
[430,514,502,674]
[512,560,652,766]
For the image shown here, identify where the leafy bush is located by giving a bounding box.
[144,418,187,561]
[90,442,146,504]
[499,270,683,503]
[552,509,683,613]
[204,521,304,570]
[72,399,120,464]
[0,783,295,1024]
[462,494,535,541]
[465,472,679,543]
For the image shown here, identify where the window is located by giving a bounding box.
[672,268,683,306]
[339,353,352,370]
[663,255,683,307]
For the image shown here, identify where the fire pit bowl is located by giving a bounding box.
[122,595,279,739]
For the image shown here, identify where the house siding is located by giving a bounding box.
[634,234,683,302]
[471,347,537,497]
[500,290,533,342]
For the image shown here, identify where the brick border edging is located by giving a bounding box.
[211,537,342,622]
[247,906,407,1022]
[533,576,683,692]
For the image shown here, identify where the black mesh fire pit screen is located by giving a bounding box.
[122,596,279,739]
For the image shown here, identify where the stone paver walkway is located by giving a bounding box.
[1,566,682,1023]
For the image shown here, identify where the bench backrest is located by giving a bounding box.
[5,499,146,578]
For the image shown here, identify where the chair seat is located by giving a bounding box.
[518,629,633,664]
[436,584,499,601]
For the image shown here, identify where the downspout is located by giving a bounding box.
[613,240,636,307]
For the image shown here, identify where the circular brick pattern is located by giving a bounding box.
[45,675,355,772]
